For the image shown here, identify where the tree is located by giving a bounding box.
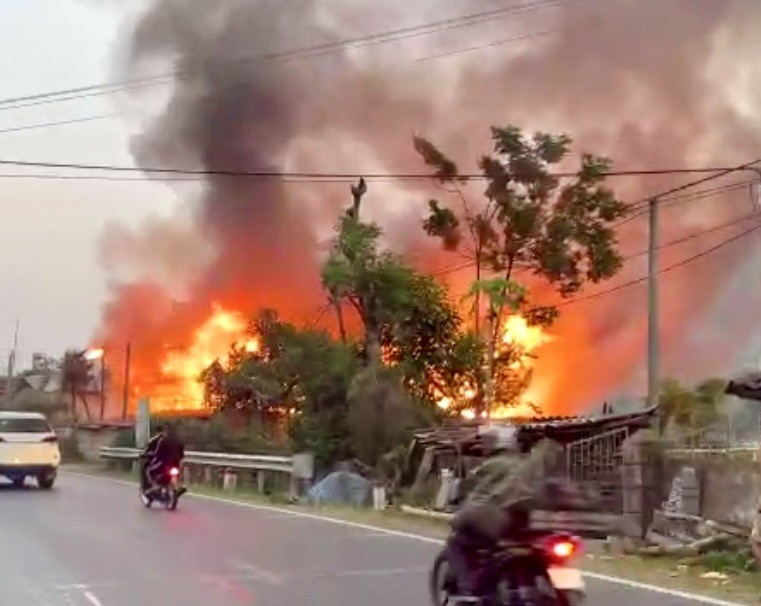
[321,215,418,366]
[657,378,726,441]
[414,125,628,412]
[205,311,359,467]
[346,365,425,467]
[60,350,95,421]
[379,272,481,411]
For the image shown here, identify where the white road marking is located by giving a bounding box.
[64,471,747,606]
[82,590,104,606]
[230,559,285,585]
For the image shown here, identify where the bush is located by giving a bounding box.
[111,428,136,448]
[698,548,757,574]
[112,413,290,455]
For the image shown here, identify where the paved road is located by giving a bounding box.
[0,474,718,606]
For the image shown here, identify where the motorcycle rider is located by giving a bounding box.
[140,424,166,492]
[145,423,186,497]
[445,429,567,602]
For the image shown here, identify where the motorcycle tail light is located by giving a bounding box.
[542,535,581,562]
[551,540,576,559]
[169,467,180,477]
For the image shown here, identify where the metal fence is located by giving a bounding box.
[99,447,311,494]
[100,447,294,472]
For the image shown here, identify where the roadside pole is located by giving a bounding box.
[135,397,150,449]
[647,198,660,409]
[99,352,106,420]
[121,341,131,419]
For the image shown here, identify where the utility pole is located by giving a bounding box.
[121,341,131,419]
[647,198,660,409]
[4,320,19,406]
[99,352,106,420]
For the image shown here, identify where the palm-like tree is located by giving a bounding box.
[658,378,726,443]
[60,350,94,421]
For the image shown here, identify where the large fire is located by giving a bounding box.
[439,315,554,420]
[147,306,259,412]
[139,306,551,417]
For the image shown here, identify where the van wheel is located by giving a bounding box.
[37,474,55,490]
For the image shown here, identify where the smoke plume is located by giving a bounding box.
[96,0,761,415]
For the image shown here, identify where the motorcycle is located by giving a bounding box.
[430,531,586,606]
[139,463,184,511]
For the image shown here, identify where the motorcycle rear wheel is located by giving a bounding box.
[430,550,458,606]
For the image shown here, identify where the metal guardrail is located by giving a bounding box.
[667,446,756,454]
[99,446,294,473]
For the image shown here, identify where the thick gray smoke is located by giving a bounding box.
[99,0,761,412]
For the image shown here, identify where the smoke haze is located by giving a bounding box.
[96,0,761,415]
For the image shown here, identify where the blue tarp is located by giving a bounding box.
[307,471,372,507]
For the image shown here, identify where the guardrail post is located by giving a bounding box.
[222,468,237,492]
[291,452,314,498]
[203,466,214,487]
[372,483,386,511]
[257,471,266,493]
[135,398,150,449]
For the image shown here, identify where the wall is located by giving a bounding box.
[663,456,759,528]
[700,459,759,528]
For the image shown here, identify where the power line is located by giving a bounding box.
[412,29,557,63]
[0,114,115,135]
[429,209,761,277]
[0,158,750,182]
[615,160,761,227]
[0,26,562,133]
[562,219,761,306]
[623,210,761,260]
[0,0,576,113]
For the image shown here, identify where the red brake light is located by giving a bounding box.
[551,540,576,559]
[541,536,581,562]
[42,435,58,443]
[169,467,180,477]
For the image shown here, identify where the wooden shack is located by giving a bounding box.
[404,406,657,492]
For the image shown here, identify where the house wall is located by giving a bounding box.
[661,456,759,528]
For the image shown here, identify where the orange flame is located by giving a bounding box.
[149,305,258,412]
[439,315,553,420]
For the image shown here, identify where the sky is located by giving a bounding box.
[0,0,176,368]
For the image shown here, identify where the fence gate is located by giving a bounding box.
[566,426,631,514]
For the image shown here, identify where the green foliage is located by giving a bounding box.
[346,366,423,467]
[111,428,136,449]
[696,548,757,574]
[380,273,480,408]
[322,215,420,365]
[176,415,286,454]
[658,377,727,437]
[414,125,628,296]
